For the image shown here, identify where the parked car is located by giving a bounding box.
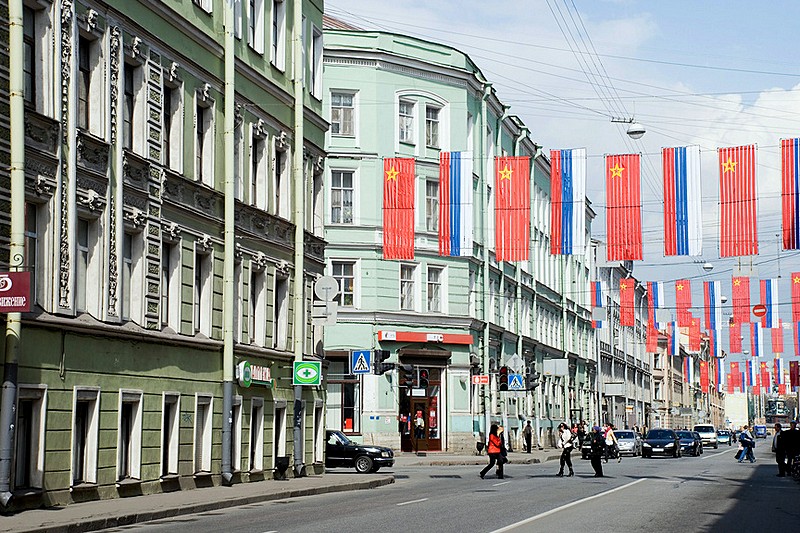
[325,430,394,473]
[717,429,732,446]
[614,430,643,456]
[693,424,718,449]
[754,425,768,439]
[642,429,682,458]
[676,430,703,456]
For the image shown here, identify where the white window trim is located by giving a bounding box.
[273,274,289,350]
[163,80,184,174]
[313,401,324,464]
[397,97,416,148]
[329,90,357,140]
[194,394,213,473]
[193,0,212,13]
[194,246,213,336]
[122,229,146,325]
[16,385,47,489]
[248,0,265,54]
[328,258,360,309]
[250,264,267,345]
[272,402,287,469]
[328,167,358,225]
[271,141,290,219]
[125,60,147,156]
[399,263,420,312]
[233,260,243,343]
[251,125,269,210]
[71,387,100,486]
[232,395,243,472]
[116,389,143,481]
[161,392,180,476]
[26,4,55,117]
[195,95,215,187]
[162,240,181,331]
[249,397,264,471]
[76,216,102,318]
[234,0,242,39]
[80,33,106,138]
[234,120,244,200]
[270,0,286,71]
[427,264,447,314]
[310,25,323,99]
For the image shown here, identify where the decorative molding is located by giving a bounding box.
[275,130,289,151]
[33,172,56,197]
[234,103,244,127]
[254,118,267,138]
[76,132,110,174]
[131,36,143,60]
[86,8,98,32]
[234,242,243,261]
[252,251,269,272]
[24,112,60,153]
[108,200,118,316]
[77,189,105,212]
[124,207,147,229]
[314,156,325,174]
[59,0,73,309]
[168,61,180,83]
[163,221,182,242]
[196,234,213,252]
[200,82,211,102]
[110,26,121,145]
[276,259,291,277]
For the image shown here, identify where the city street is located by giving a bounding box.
[106,445,798,533]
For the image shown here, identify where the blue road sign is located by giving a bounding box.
[508,373,524,391]
[351,349,372,374]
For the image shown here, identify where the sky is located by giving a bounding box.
[325,0,800,367]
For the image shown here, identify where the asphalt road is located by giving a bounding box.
[108,443,799,533]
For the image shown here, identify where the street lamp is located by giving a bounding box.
[611,117,645,139]
[721,295,728,304]
[702,262,714,273]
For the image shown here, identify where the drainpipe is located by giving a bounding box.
[481,83,492,438]
[1,0,25,506]
[291,0,306,477]
[221,0,236,485]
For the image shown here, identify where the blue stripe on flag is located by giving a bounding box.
[675,146,689,255]
[561,150,573,255]
[708,281,717,330]
[450,152,460,256]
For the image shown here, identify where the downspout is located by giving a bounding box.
[481,83,492,439]
[291,0,306,477]
[221,0,236,485]
[1,0,25,506]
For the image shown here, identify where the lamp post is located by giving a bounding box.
[611,117,646,139]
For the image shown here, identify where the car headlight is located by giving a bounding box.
[381,451,391,458]
[665,443,675,448]
[643,442,651,447]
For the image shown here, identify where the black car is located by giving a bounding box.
[676,430,703,456]
[642,429,682,458]
[325,430,394,473]
[581,434,593,459]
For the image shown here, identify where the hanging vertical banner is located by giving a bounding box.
[439,151,474,257]
[790,360,800,388]
[754,374,761,395]
[752,322,764,357]
[383,158,416,259]
[605,153,643,261]
[550,148,586,255]
[781,138,800,250]
[747,360,757,387]
[689,316,701,352]
[700,360,709,391]
[760,278,780,329]
[646,322,660,353]
[675,279,693,327]
[495,156,530,262]
[708,329,722,358]
[684,355,694,384]
[718,144,758,257]
[760,361,770,387]
[619,277,636,326]
[663,145,703,256]
[792,272,800,322]
[730,320,743,353]
[795,322,800,356]
[731,276,751,324]
[775,357,785,385]
[773,320,784,353]
[731,362,740,389]
[716,358,725,392]
[727,375,734,394]
[647,281,666,330]
[669,321,680,356]
[704,280,723,332]
[591,281,605,329]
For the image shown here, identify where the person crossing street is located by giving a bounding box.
[556,423,575,477]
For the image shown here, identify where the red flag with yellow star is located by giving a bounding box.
[605,154,642,261]
[792,272,800,321]
[675,279,692,327]
[494,156,530,262]
[731,276,750,324]
[730,320,742,353]
[383,158,416,259]
[620,277,635,326]
[699,360,709,392]
[689,315,701,352]
[719,145,758,257]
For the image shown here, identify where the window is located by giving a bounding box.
[234,0,242,38]
[400,264,416,311]
[248,0,264,53]
[161,242,180,330]
[231,397,242,472]
[117,390,143,481]
[24,203,39,305]
[399,100,414,144]
[251,130,267,209]
[249,398,264,471]
[273,403,287,469]
[274,146,289,218]
[75,218,99,315]
[313,402,324,464]
[425,180,439,232]
[426,106,440,148]
[122,233,133,320]
[77,36,91,130]
[193,0,212,12]
[427,266,443,313]
[271,0,286,70]
[72,388,100,485]
[163,82,183,172]
[196,99,214,186]
[310,26,323,98]
[161,393,180,477]
[23,6,35,105]
[249,267,266,345]
[273,275,289,350]
[194,394,213,473]
[330,170,353,224]
[15,386,46,489]
[331,261,355,307]
[654,382,662,401]
[123,64,135,150]
[234,261,242,343]
[234,121,243,200]
[194,250,212,336]
[330,93,354,136]
[326,360,360,433]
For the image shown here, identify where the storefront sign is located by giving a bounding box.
[377,330,473,345]
[237,360,273,388]
[471,375,490,385]
[293,361,322,386]
[0,272,30,313]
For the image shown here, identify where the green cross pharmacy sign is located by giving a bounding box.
[293,361,322,386]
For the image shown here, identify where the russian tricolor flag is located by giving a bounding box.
[550,149,586,255]
[684,355,694,384]
[781,138,800,250]
[775,357,785,385]
[709,329,722,358]
[439,152,474,257]
[747,360,757,387]
[751,322,764,357]
[716,359,725,392]
[591,281,605,329]
[760,278,780,329]
[669,321,680,355]
[663,145,702,256]
[647,281,666,330]
[704,281,722,332]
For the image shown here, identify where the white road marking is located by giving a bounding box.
[489,478,647,532]
[396,498,429,506]
[493,481,511,486]
[701,449,732,460]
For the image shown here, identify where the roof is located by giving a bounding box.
[323,15,363,31]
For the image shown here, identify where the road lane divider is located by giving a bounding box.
[397,498,429,506]
[493,481,511,487]
[701,449,732,460]
[489,478,647,532]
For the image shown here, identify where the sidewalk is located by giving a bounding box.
[1,449,560,533]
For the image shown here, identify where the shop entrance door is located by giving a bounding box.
[400,390,441,452]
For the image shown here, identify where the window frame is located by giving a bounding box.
[398,99,415,145]
[330,91,355,137]
[194,394,213,474]
[248,0,265,54]
[326,358,361,435]
[273,274,289,350]
[250,126,268,209]
[160,393,180,477]
[163,80,184,173]
[310,25,323,99]
[195,96,215,187]
[425,105,441,148]
[117,389,143,481]
[249,264,267,345]
[271,0,286,71]
[194,248,213,336]
[161,240,181,331]
[71,387,100,486]
[330,260,356,308]
[400,263,419,312]
[329,169,354,225]
[425,179,439,232]
[249,397,264,471]
[14,385,47,490]
[427,265,445,314]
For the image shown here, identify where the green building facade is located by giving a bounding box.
[0,0,328,511]
[321,20,597,454]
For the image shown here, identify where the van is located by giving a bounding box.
[693,424,718,449]
[754,425,768,439]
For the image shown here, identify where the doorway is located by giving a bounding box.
[399,380,441,452]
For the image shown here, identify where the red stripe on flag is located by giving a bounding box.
[792,272,800,322]
[730,321,742,353]
[773,320,784,353]
[732,276,750,324]
[619,278,635,326]
[675,279,692,327]
[383,158,416,260]
[550,150,562,255]
[663,148,678,256]
[781,140,797,250]
[438,152,450,256]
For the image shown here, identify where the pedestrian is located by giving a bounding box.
[589,425,605,477]
[414,410,425,440]
[783,421,800,473]
[556,422,575,477]
[604,424,620,463]
[523,421,533,453]
[738,425,756,463]
[497,426,508,476]
[774,423,786,476]
[479,424,504,479]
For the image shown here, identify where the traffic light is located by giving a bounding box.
[498,366,509,391]
[374,349,392,375]
[399,364,415,386]
[419,368,430,388]
[526,371,541,390]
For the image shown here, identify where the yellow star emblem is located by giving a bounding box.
[499,164,513,181]
[609,163,624,178]
[676,283,684,291]
[722,158,737,173]
[620,282,627,290]
[794,276,800,284]
[385,167,399,181]
[733,278,741,287]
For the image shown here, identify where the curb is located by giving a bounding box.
[16,476,395,533]
[408,454,562,467]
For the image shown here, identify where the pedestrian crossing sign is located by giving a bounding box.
[508,373,524,391]
[351,349,372,374]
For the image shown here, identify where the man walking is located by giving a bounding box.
[523,421,533,453]
[738,425,756,463]
[589,425,605,477]
[774,423,786,476]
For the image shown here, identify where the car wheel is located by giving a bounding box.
[714,443,718,449]
[355,455,373,474]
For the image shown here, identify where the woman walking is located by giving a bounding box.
[556,423,575,477]
[480,424,504,479]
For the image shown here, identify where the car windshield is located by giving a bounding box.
[676,431,693,438]
[646,430,673,439]
[328,430,352,446]
[718,430,730,435]
[615,431,635,439]
[694,426,714,432]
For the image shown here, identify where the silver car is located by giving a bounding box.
[614,430,643,456]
